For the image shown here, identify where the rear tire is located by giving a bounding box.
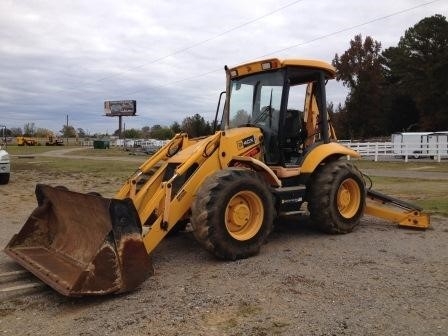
[191,168,274,260]
[308,160,365,233]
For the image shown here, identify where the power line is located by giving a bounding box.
[6,0,441,105]
[122,0,441,97]
[60,0,306,92]
[258,0,443,57]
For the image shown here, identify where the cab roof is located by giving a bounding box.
[228,58,336,79]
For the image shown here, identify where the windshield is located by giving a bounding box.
[227,71,284,131]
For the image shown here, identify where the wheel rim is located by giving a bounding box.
[225,191,264,241]
[337,178,361,219]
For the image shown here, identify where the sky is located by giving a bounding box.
[0,0,446,135]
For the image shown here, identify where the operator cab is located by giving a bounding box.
[224,59,335,168]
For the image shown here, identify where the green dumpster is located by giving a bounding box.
[93,140,110,149]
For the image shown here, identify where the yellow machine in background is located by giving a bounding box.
[16,136,38,146]
[5,58,429,297]
[45,133,64,146]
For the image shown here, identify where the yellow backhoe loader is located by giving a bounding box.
[5,58,430,297]
[16,136,38,146]
[45,133,64,146]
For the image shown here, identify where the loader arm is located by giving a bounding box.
[138,132,222,251]
[116,133,188,199]
[141,139,224,252]
[116,128,266,254]
[365,189,430,229]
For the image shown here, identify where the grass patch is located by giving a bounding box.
[10,157,140,196]
[11,156,138,177]
[7,145,148,158]
[416,199,448,217]
[8,148,448,216]
[66,147,139,157]
[353,159,448,172]
[6,145,68,155]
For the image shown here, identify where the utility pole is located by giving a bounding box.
[66,114,69,145]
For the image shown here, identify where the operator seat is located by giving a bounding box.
[282,109,302,165]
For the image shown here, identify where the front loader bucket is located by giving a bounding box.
[4,184,153,297]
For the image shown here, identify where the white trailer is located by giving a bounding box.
[428,132,448,158]
[391,132,432,158]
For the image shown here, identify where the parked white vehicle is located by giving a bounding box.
[0,146,10,184]
[0,125,10,184]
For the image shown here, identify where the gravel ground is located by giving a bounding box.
[0,167,447,336]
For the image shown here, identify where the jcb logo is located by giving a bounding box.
[237,136,255,149]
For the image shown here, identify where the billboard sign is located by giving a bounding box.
[104,100,137,116]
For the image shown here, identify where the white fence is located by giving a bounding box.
[79,138,447,162]
[80,138,169,154]
[341,141,448,162]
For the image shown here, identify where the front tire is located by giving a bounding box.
[191,168,274,260]
[308,160,365,233]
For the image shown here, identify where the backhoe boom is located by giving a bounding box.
[365,189,430,229]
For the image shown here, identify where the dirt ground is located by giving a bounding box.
[0,165,447,336]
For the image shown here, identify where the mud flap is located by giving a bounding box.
[4,184,154,297]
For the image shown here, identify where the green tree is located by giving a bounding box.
[181,114,212,137]
[150,124,162,133]
[170,121,182,134]
[329,103,351,139]
[382,14,448,131]
[23,122,36,136]
[60,125,77,137]
[2,127,13,137]
[77,128,86,138]
[10,127,22,136]
[230,109,250,127]
[332,34,386,138]
[35,128,54,137]
[150,126,173,139]
[141,126,151,138]
[123,128,142,139]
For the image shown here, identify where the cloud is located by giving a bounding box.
[0,0,446,134]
